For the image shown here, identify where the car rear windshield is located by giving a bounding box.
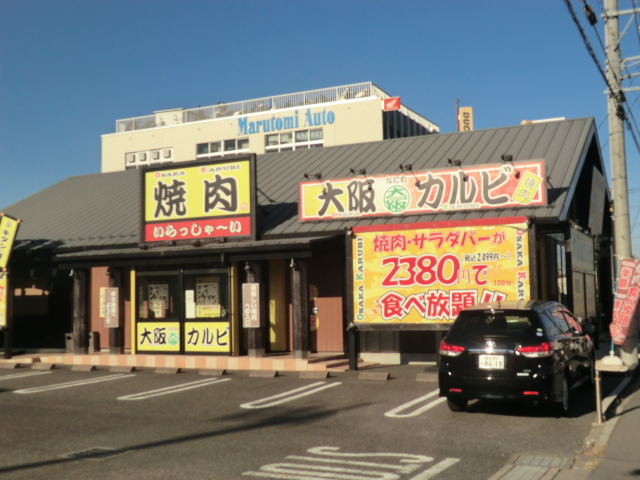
[449,310,540,338]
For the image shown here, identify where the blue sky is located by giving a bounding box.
[1,0,640,252]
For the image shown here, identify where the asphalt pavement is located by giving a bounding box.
[486,343,640,480]
[579,366,640,480]
[3,340,640,480]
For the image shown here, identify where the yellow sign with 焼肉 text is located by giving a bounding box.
[143,158,254,242]
[352,217,530,324]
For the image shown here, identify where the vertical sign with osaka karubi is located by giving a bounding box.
[353,217,530,324]
[142,157,256,243]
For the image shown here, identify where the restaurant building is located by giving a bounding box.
[3,99,612,369]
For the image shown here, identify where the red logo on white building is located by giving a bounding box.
[383,97,401,111]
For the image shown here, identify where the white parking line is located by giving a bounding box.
[409,457,460,480]
[13,374,135,394]
[384,389,446,418]
[0,371,52,381]
[118,377,230,401]
[240,381,342,409]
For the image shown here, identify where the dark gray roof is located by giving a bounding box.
[257,116,602,236]
[5,170,141,251]
[4,117,604,256]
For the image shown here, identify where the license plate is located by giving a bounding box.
[478,354,505,369]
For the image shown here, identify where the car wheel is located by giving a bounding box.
[553,375,570,416]
[447,397,468,412]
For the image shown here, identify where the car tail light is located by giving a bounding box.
[439,340,465,357]
[517,342,553,358]
[523,391,539,396]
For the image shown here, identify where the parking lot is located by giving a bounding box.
[0,363,613,480]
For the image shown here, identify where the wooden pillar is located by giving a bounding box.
[108,268,125,354]
[72,269,89,354]
[291,259,310,359]
[246,262,265,357]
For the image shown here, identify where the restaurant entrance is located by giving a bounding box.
[135,268,232,355]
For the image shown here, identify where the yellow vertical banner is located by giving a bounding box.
[0,215,20,270]
[458,106,474,132]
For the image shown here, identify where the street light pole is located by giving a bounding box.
[605,0,638,367]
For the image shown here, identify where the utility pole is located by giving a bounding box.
[605,0,638,367]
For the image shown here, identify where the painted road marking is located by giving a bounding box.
[0,371,52,381]
[13,374,135,394]
[384,389,446,418]
[118,377,230,401]
[243,445,459,479]
[409,458,460,479]
[240,381,342,409]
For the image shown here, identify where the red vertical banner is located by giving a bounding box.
[610,257,640,345]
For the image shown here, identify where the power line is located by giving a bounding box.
[565,0,640,158]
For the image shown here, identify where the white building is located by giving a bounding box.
[101,82,439,172]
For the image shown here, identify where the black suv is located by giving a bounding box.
[438,300,594,415]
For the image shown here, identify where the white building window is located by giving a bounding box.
[125,148,173,169]
[197,138,249,158]
[265,128,323,153]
